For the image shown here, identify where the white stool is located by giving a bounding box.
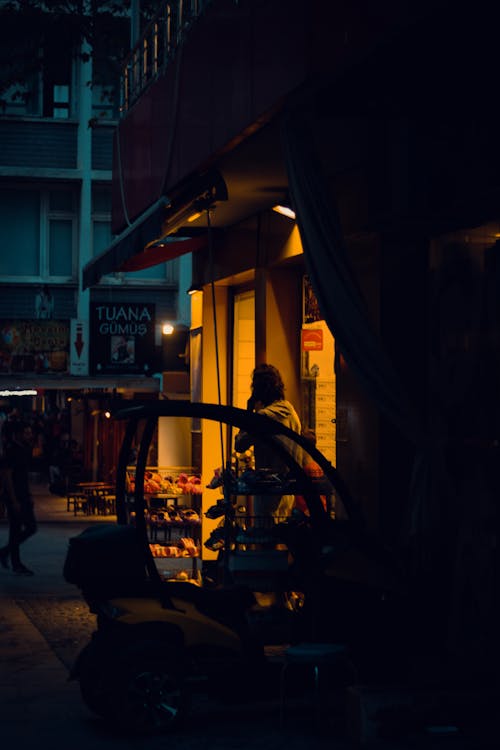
[279,642,348,725]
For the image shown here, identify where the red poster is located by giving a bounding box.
[301,328,323,351]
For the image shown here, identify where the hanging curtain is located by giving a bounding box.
[282,112,422,445]
[281,112,443,571]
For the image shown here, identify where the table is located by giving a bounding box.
[75,482,116,515]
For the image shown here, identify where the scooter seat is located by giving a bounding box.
[161,581,256,631]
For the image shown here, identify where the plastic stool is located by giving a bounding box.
[279,642,348,725]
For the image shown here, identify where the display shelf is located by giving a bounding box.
[125,465,203,497]
[204,462,336,587]
[147,511,201,542]
[152,553,201,583]
[126,465,203,581]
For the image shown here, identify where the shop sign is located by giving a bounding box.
[70,319,89,376]
[0,320,69,374]
[89,302,157,375]
[301,328,323,351]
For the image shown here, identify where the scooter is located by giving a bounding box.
[64,401,404,733]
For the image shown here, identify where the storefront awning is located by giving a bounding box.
[119,234,207,273]
[82,170,227,289]
[82,197,169,289]
[82,199,207,289]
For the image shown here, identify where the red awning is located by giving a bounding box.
[82,169,228,289]
[119,235,207,272]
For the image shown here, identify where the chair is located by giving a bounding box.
[66,492,88,515]
[279,642,349,725]
[91,487,116,515]
[103,494,116,515]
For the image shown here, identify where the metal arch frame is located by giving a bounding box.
[114,400,363,603]
[115,399,362,522]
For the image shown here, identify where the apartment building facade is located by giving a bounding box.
[0,4,187,478]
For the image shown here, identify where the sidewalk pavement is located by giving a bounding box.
[0,481,122,748]
[0,483,495,749]
[30,480,118,524]
[1,483,342,749]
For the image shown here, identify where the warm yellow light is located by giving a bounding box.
[104,410,111,419]
[187,211,202,222]
[162,322,174,335]
[272,204,296,220]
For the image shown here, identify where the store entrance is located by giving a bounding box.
[232,290,255,409]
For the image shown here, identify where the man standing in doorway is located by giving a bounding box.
[235,363,302,524]
[0,421,36,576]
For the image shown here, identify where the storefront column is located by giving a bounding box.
[200,284,229,559]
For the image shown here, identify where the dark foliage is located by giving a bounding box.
[0,0,158,101]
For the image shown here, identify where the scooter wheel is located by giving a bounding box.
[108,654,189,734]
[76,642,112,718]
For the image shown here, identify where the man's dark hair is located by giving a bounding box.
[251,364,285,406]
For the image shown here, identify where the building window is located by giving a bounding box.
[92,83,119,121]
[0,186,76,281]
[49,220,73,275]
[93,220,113,257]
[46,190,76,279]
[0,43,73,119]
[0,5,79,120]
[0,189,40,275]
[0,78,40,117]
[42,36,73,119]
[52,84,70,119]
[232,290,255,409]
[92,187,113,259]
[49,190,74,212]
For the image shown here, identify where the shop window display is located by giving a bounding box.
[126,466,202,582]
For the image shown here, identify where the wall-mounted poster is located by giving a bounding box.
[89,302,157,375]
[303,275,322,324]
[0,320,69,374]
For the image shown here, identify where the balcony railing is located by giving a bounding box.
[120,0,213,114]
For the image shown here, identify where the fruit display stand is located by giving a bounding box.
[126,466,202,582]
